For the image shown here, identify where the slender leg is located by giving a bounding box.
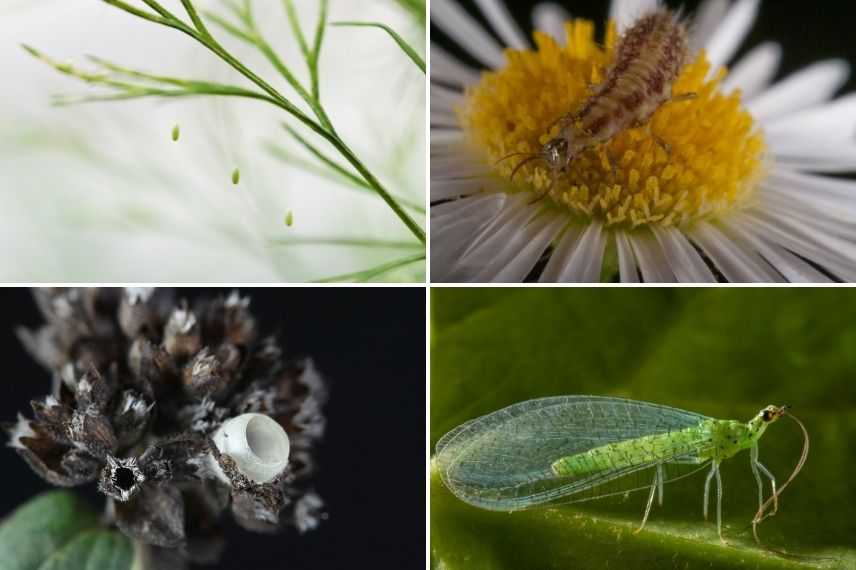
[750,444,763,511]
[703,462,716,520]
[635,120,671,156]
[757,461,778,516]
[657,464,664,507]
[604,142,618,186]
[650,131,671,156]
[544,113,576,135]
[715,465,724,542]
[670,92,698,103]
[635,468,660,534]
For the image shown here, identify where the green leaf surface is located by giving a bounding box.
[0,491,135,570]
[430,289,856,569]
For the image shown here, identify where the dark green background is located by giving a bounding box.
[430,288,856,569]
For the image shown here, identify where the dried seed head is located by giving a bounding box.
[98,455,146,502]
[8,288,328,558]
[119,287,155,338]
[163,304,200,360]
[183,347,222,397]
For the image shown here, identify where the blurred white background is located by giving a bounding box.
[0,0,425,281]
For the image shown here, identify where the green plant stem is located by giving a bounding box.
[94,0,425,244]
[332,22,425,73]
[268,237,422,249]
[314,253,425,282]
[266,142,425,214]
[204,6,336,133]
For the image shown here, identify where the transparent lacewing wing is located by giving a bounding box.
[435,395,786,537]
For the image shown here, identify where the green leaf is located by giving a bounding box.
[431,289,856,569]
[331,22,425,73]
[0,491,135,570]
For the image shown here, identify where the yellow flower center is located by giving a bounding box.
[459,20,767,228]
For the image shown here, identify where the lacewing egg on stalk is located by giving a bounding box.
[232,167,241,185]
[209,412,290,484]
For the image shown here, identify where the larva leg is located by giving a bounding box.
[650,131,671,156]
[544,113,577,135]
[604,142,618,186]
[633,120,672,157]
[670,92,697,103]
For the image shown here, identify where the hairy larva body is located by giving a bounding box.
[509,9,692,194]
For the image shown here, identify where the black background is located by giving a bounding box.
[0,287,425,569]
[433,0,856,93]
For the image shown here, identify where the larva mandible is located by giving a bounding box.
[506,9,695,201]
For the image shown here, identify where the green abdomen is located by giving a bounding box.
[550,425,704,476]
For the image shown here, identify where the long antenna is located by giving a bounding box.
[751,412,830,562]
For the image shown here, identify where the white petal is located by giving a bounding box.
[704,0,761,72]
[431,0,506,69]
[609,0,660,34]
[539,226,583,281]
[431,191,504,221]
[690,221,784,282]
[737,210,856,281]
[615,231,640,282]
[627,229,677,283]
[650,225,717,282]
[431,159,492,180]
[721,41,782,99]
[554,220,607,282]
[473,0,529,50]
[690,0,730,54]
[769,142,856,174]
[431,178,503,201]
[758,188,856,241]
[430,128,465,152]
[763,169,856,202]
[723,218,834,282]
[456,197,543,281]
[480,214,566,282]
[431,194,507,281]
[747,59,850,122]
[431,112,460,129]
[764,93,856,142]
[532,3,571,45]
[429,83,463,127]
[431,44,482,88]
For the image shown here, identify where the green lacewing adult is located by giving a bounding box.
[435,396,810,552]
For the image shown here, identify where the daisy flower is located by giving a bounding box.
[431,0,856,282]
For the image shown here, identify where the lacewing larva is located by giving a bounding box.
[503,9,696,199]
[435,396,808,545]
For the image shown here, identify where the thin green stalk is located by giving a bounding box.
[268,237,422,250]
[65,0,426,244]
[266,141,425,214]
[100,0,164,25]
[309,0,327,101]
[204,7,335,132]
[179,0,213,39]
[313,253,425,283]
[332,22,425,73]
[282,0,310,61]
